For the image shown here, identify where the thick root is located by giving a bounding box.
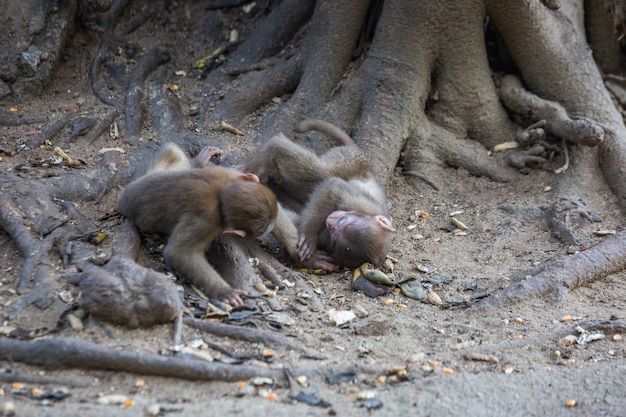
[475,231,626,309]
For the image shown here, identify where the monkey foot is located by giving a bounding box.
[212,289,247,308]
[196,146,224,167]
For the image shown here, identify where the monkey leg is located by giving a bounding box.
[244,133,329,201]
[271,204,338,271]
[192,145,223,168]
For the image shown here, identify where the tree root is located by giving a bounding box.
[0,110,46,127]
[547,198,603,246]
[500,72,604,148]
[225,0,315,69]
[184,317,312,354]
[64,219,181,328]
[147,83,227,158]
[124,46,171,142]
[209,0,370,136]
[86,110,120,144]
[199,0,316,128]
[402,121,518,189]
[0,149,123,317]
[40,150,122,203]
[211,58,302,128]
[475,231,626,309]
[90,41,123,109]
[0,337,285,383]
[26,115,73,149]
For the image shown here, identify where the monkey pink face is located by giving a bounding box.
[326,211,394,235]
[326,210,356,235]
[326,210,395,268]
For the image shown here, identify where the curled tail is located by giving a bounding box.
[295,119,356,147]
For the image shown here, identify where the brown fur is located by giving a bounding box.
[119,142,277,306]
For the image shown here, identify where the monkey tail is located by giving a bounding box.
[295,119,356,147]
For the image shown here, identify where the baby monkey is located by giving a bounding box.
[243,119,395,270]
[119,142,278,306]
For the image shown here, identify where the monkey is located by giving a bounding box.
[119,142,278,306]
[242,119,395,270]
[134,141,223,178]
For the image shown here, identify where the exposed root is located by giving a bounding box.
[500,74,605,147]
[475,231,626,309]
[26,116,73,149]
[0,337,285,383]
[209,0,370,136]
[148,83,227,157]
[0,179,70,316]
[64,220,182,328]
[506,145,548,173]
[0,110,46,126]
[124,46,171,142]
[184,317,313,354]
[402,122,518,188]
[90,42,123,109]
[224,0,315,69]
[0,148,123,317]
[40,150,122,203]
[547,198,603,246]
[16,227,65,295]
[553,139,569,174]
[210,58,302,127]
[86,110,120,144]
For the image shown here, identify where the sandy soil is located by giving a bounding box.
[0,2,625,416]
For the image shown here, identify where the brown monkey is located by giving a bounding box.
[135,141,223,177]
[119,142,278,306]
[242,119,395,270]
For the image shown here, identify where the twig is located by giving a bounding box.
[0,371,93,388]
[183,317,310,353]
[26,116,73,149]
[172,311,184,347]
[554,138,569,174]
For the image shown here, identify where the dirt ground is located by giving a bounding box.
[1,2,625,416]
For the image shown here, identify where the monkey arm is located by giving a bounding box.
[272,204,338,271]
[297,177,348,261]
[163,224,245,306]
[271,204,300,259]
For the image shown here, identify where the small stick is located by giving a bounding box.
[183,317,310,353]
[554,138,569,174]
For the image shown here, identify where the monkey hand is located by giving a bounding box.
[298,250,339,272]
[297,234,318,262]
[212,288,247,307]
[196,145,224,167]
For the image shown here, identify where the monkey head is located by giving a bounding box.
[326,210,395,268]
[220,174,278,238]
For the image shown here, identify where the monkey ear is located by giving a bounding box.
[239,173,260,183]
[223,229,247,237]
[376,215,396,232]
